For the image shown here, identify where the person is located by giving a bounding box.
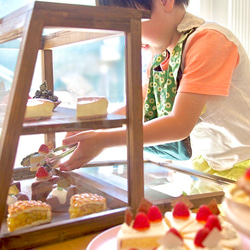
[59,0,250,181]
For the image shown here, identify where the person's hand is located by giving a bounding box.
[59,130,104,171]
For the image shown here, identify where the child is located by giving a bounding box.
[60,0,250,181]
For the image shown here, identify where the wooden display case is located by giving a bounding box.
[0,2,235,249]
[0,2,150,249]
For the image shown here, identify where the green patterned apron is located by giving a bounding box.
[144,30,194,160]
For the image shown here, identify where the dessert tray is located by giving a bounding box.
[87,225,120,250]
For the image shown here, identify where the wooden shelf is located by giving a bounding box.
[22,107,127,135]
[0,1,150,248]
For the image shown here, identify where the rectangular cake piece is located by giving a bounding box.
[7,200,51,232]
[76,97,108,119]
[69,193,107,219]
[24,98,54,121]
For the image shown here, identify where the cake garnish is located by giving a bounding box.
[147,205,162,223]
[194,227,210,247]
[132,212,150,231]
[35,166,50,179]
[173,201,190,219]
[38,144,50,155]
[195,227,222,248]
[34,81,59,103]
[204,214,222,231]
[244,168,250,181]
[208,198,220,215]
[171,194,193,209]
[158,228,184,248]
[125,208,133,226]
[137,197,153,214]
[196,205,212,223]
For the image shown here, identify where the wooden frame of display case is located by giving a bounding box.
[0,2,150,248]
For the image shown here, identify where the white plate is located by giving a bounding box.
[87,225,120,250]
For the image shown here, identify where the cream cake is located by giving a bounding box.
[69,193,107,219]
[117,199,168,250]
[76,97,108,119]
[7,200,51,232]
[162,203,242,250]
[117,199,242,250]
[24,98,54,121]
[31,166,59,202]
[46,184,78,212]
[30,144,50,171]
[223,167,250,237]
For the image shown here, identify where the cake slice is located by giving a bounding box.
[24,98,54,121]
[117,201,168,250]
[76,97,108,119]
[7,200,51,232]
[69,193,107,219]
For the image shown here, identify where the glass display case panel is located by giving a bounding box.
[0,39,21,138]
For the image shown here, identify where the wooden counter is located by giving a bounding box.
[36,232,99,250]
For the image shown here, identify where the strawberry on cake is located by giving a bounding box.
[116,199,242,250]
[117,199,168,250]
[162,201,242,249]
[31,166,59,202]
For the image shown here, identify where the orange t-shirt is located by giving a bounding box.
[178,29,239,96]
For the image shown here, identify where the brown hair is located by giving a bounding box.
[98,0,189,10]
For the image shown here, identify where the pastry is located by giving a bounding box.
[69,193,107,219]
[24,98,54,121]
[7,200,51,232]
[46,179,78,212]
[31,166,59,202]
[76,97,108,119]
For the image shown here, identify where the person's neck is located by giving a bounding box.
[152,6,186,55]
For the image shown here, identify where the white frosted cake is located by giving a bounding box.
[117,200,168,250]
[162,203,242,250]
[76,97,108,119]
[116,199,242,250]
[223,167,250,238]
[24,98,54,121]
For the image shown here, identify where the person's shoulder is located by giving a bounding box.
[193,22,240,45]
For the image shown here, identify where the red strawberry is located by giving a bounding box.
[38,144,49,154]
[205,214,222,231]
[35,166,49,178]
[173,202,190,219]
[244,168,250,181]
[132,212,150,231]
[167,228,183,241]
[125,208,133,226]
[194,227,210,247]
[147,206,162,222]
[196,205,213,223]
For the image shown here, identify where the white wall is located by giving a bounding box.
[188,0,250,57]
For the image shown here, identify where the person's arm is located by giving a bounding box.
[59,91,207,171]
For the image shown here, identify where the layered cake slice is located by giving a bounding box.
[7,200,51,232]
[117,199,168,250]
[69,193,107,219]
